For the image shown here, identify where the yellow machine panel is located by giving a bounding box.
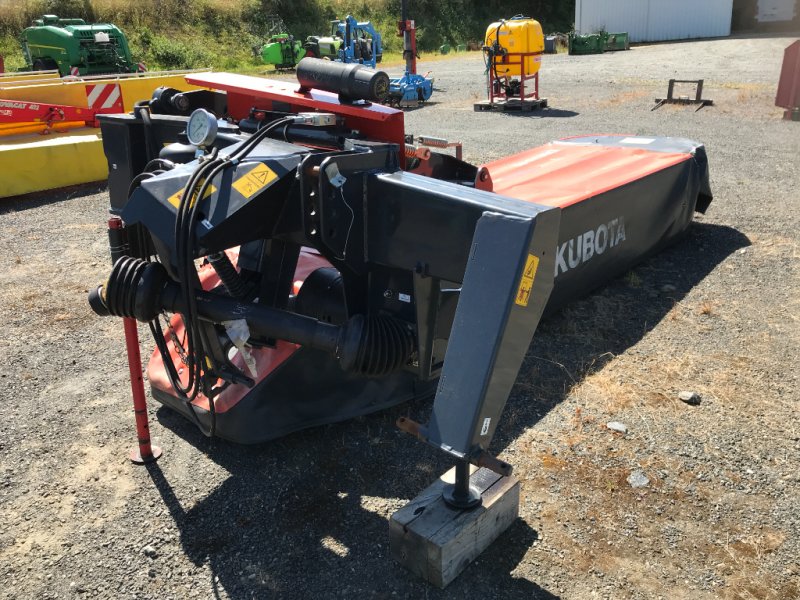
[0,71,206,113]
[0,128,106,197]
[0,71,210,198]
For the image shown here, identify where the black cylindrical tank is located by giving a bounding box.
[296,57,389,102]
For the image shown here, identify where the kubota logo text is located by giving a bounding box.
[555,217,626,277]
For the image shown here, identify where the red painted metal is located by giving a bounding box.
[124,316,163,464]
[108,216,163,464]
[488,51,542,103]
[397,19,418,75]
[147,249,331,415]
[185,72,406,161]
[477,139,690,208]
[0,96,118,130]
[776,40,800,120]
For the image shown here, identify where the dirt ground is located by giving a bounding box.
[1,35,798,599]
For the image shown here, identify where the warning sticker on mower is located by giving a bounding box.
[232,163,278,199]
[515,254,539,307]
[167,185,217,210]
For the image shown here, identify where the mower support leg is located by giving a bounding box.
[442,458,481,509]
[107,217,162,464]
[123,316,162,464]
[425,209,559,460]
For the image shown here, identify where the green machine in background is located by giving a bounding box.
[20,14,140,76]
[568,31,630,55]
[605,32,630,52]
[261,33,305,70]
[304,16,383,67]
[259,15,306,70]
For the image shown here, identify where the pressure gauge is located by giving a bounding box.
[186,109,218,147]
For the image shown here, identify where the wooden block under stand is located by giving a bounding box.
[389,465,520,588]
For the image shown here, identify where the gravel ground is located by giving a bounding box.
[1,35,798,599]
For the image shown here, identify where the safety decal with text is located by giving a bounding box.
[231,163,278,199]
[167,184,217,210]
[515,253,540,307]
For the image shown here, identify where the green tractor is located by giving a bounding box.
[304,16,383,68]
[20,14,141,76]
[259,15,306,71]
[303,31,343,61]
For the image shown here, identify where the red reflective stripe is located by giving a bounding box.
[86,84,123,111]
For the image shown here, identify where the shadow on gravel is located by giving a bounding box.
[517,108,580,119]
[401,100,443,112]
[492,221,749,450]
[149,220,745,598]
[0,182,106,214]
[145,425,562,599]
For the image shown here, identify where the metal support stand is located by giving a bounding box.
[653,79,713,112]
[442,459,481,510]
[108,217,162,465]
[123,316,163,464]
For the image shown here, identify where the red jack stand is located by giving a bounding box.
[108,217,163,465]
[123,316,163,464]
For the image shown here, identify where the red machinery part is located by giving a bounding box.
[0,87,123,130]
[397,19,418,75]
[123,317,163,464]
[488,52,542,103]
[185,72,406,165]
[109,217,162,464]
[775,40,800,120]
[477,137,691,207]
[147,248,332,415]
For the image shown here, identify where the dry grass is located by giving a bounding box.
[601,89,651,107]
[624,270,642,287]
[569,351,731,415]
[697,300,718,316]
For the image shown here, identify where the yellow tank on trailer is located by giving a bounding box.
[485,16,544,78]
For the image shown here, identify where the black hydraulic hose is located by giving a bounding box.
[143,158,176,172]
[172,153,228,435]
[133,100,156,162]
[208,252,247,298]
[156,115,296,435]
[230,115,295,161]
[493,20,505,91]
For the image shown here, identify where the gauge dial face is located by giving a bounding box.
[186,109,218,147]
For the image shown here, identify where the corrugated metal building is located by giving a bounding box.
[575,0,735,42]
